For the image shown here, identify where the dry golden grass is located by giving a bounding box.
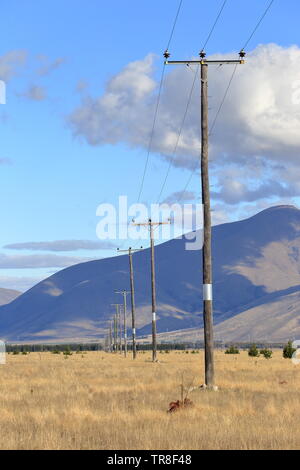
[0,349,299,450]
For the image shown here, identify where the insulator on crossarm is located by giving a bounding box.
[164,50,170,59]
[239,50,246,59]
[199,50,206,59]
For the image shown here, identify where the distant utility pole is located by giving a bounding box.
[117,247,143,359]
[132,219,170,362]
[111,304,122,353]
[115,290,130,357]
[164,49,245,388]
[113,314,117,352]
[109,320,113,353]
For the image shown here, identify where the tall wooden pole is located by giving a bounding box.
[113,314,117,352]
[201,62,214,388]
[117,247,143,360]
[165,50,245,388]
[150,220,157,362]
[109,320,113,353]
[129,249,137,359]
[132,221,169,363]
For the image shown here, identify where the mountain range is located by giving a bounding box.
[1,205,300,343]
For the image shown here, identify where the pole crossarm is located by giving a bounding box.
[165,59,245,65]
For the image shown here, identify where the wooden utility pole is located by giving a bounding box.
[165,49,245,388]
[115,290,130,357]
[111,304,122,353]
[113,314,117,352]
[132,219,170,362]
[117,247,143,360]
[109,320,113,353]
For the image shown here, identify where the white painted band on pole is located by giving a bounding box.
[132,328,136,335]
[203,284,212,301]
[153,312,156,321]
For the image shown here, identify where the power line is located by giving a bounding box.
[175,1,275,202]
[155,0,228,204]
[156,66,199,203]
[200,0,228,52]
[209,63,238,136]
[136,0,184,204]
[166,0,184,51]
[242,0,275,51]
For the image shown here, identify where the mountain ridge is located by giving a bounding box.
[1,204,300,342]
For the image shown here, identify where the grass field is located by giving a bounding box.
[0,349,299,450]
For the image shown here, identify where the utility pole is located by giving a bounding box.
[115,290,130,357]
[164,49,245,388]
[111,304,122,353]
[132,219,170,362]
[109,320,113,353]
[117,247,143,359]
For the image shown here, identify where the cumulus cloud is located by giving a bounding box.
[37,56,66,76]
[0,253,92,269]
[4,240,116,252]
[0,50,27,81]
[68,44,300,204]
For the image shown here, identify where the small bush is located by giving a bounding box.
[12,350,19,355]
[225,345,239,355]
[63,346,72,356]
[283,341,296,359]
[248,344,260,357]
[52,350,61,355]
[260,348,272,359]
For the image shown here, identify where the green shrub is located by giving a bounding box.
[52,349,61,355]
[248,344,260,357]
[12,350,19,355]
[63,346,72,356]
[260,348,272,359]
[283,341,296,359]
[225,345,239,355]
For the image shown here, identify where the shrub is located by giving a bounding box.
[248,344,260,357]
[12,350,19,355]
[52,349,60,355]
[63,346,72,356]
[283,341,296,359]
[260,348,272,359]
[225,345,239,355]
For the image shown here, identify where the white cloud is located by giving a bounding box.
[68,44,300,205]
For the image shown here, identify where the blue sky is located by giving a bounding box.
[0,0,300,291]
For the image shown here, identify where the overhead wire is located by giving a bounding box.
[155,0,228,205]
[175,0,276,204]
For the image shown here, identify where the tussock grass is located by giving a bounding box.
[0,350,299,450]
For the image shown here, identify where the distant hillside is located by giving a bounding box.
[1,205,300,342]
[0,288,21,307]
